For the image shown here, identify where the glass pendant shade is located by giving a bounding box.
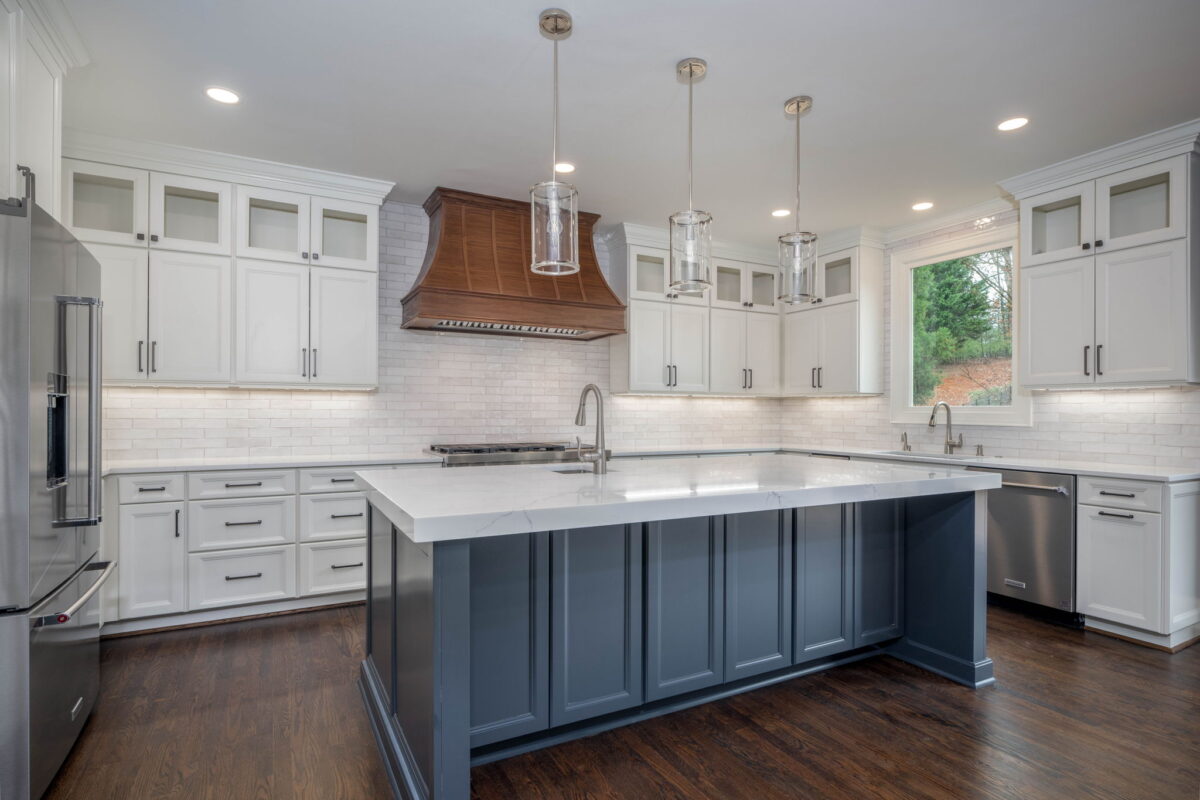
[669,209,713,292]
[531,180,579,275]
[778,231,817,303]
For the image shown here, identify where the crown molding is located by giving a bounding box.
[601,221,778,265]
[63,129,396,205]
[999,117,1200,200]
[1,0,89,70]
[817,225,887,254]
[881,197,1015,247]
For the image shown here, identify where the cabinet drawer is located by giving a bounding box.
[298,467,368,494]
[118,474,187,504]
[187,470,295,500]
[299,492,367,541]
[1077,477,1163,513]
[299,540,366,596]
[188,546,296,610]
[188,496,295,551]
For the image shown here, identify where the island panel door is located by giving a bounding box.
[724,510,793,681]
[469,533,550,747]
[855,500,904,646]
[550,524,644,726]
[645,517,724,702]
[794,504,855,663]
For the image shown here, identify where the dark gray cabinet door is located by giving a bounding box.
[724,510,793,681]
[366,505,395,711]
[794,504,854,663]
[550,524,643,726]
[468,533,549,747]
[645,517,724,701]
[855,500,904,646]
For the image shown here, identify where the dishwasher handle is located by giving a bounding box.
[1001,480,1070,497]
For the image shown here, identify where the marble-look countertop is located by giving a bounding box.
[357,454,999,543]
[102,453,441,476]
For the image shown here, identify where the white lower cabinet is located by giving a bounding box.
[299,492,367,541]
[299,540,367,596]
[118,502,187,619]
[188,545,297,611]
[1077,504,1164,632]
[187,495,295,551]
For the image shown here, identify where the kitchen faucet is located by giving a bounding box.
[928,401,964,455]
[574,383,608,474]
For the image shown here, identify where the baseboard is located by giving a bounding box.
[1083,618,1200,653]
[887,638,996,689]
[360,659,426,800]
[100,592,365,637]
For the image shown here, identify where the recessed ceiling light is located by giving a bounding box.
[912,201,934,211]
[771,209,791,217]
[554,162,575,174]
[205,86,240,104]
[997,117,1028,131]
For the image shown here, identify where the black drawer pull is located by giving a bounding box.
[1097,511,1135,520]
[224,481,263,488]
[330,477,356,483]
[330,562,364,570]
[331,512,364,519]
[224,520,263,527]
[225,572,262,581]
[1098,490,1136,498]
[138,486,167,493]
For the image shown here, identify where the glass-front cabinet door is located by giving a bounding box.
[1094,156,1187,254]
[711,260,778,312]
[625,245,706,306]
[816,249,857,307]
[310,198,378,272]
[236,186,312,264]
[1020,181,1095,268]
[746,265,779,313]
[149,173,232,255]
[62,159,149,247]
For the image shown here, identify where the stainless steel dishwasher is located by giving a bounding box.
[966,467,1076,611]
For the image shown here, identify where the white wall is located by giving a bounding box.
[102,201,780,463]
[780,211,1200,468]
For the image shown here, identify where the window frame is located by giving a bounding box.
[889,224,1032,427]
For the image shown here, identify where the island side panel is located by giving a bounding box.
[888,490,995,688]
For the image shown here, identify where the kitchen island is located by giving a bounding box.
[357,454,1000,800]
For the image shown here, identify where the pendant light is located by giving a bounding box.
[669,58,712,293]
[530,8,580,275]
[778,95,817,303]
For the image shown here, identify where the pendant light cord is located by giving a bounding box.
[551,37,559,181]
[687,71,694,211]
[794,109,801,221]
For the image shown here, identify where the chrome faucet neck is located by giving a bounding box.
[574,383,607,474]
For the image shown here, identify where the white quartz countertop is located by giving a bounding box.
[357,454,999,543]
[102,453,441,476]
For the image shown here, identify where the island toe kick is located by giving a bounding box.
[359,487,994,800]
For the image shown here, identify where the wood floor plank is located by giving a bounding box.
[43,604,1199,800]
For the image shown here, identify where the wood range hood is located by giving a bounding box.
[401,187,626,340]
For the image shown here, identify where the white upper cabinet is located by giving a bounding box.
[711,260,779,313]
[816,248,858,307]
[310,198,379,272]
[309,267,378,386]
[148,252,232,383]
[1020,181,1095,268]
[93,244,150,382]
[816,303,859,394]
[625,300,672,391]
[783,309,821,394]
[783,302,878,396]
[625,246,707,306]
[745,312,780,395]
[235,260,310,384]
[1019,256,1095,387]
[668,303,709,392]
[236,186,311,264]
[63,160,149,246]
[149,172,232,255]
[710,308,779,394]
[1094,157,1187,253]
[1093,239,1189,385]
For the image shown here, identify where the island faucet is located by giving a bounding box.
[574,383,608,474]
[928,401,964,455]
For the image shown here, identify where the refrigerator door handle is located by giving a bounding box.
[54,295,103,527]
[31,560,115,628]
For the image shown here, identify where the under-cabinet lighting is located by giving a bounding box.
[554,162,575,174]
[771,209,790,217]
[997,117,1028,131]
[911,201,934,211]
[205,86,240,104]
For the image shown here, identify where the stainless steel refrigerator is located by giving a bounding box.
[0,194,113,799]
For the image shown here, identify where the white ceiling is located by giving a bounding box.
[62,0,1200,244]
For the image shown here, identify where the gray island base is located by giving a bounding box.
[354,456,999,800]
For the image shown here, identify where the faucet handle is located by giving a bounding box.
[575,435,598,463]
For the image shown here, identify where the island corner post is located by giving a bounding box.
[360,489,993,800]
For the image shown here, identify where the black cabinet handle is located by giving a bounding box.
[137,340,144,373]
[136,233,145,241]
[1097,511,1134,520]
[225,572,262,581]
[224,520,263,527]
[331,512,364,519]
[1094,240,1103,248]
[817,367,823,388]
[312,253,319,261]
[224,481,263,488]
[330,477,356,483]
[748,368,753,389]
[174,508,180,538]
[1081,242,1091,250]
[301,251,309,259]
[150,234,159,242]
[312,348,318,378]
[330,562,363,570]
[742,368,747,389]
[1084,345,1090,376]
[138,485,166,493]
[302,347,307,378]
[811,367,816,389]
[1098,490,1136,498]
[1096,344,1103,376]
[151,341,158,373]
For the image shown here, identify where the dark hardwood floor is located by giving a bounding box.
[46,604,1199,800]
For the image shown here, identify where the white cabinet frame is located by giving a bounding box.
[62,159,149,247]
[309,197,379,272]
[149,172,232,255]
[1020,181,1096,269]
[1094,156,1188,254]
[235,185,312,264]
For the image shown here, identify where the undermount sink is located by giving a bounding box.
[551,466,613,474]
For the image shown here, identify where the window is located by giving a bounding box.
[891,225,1031,426]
